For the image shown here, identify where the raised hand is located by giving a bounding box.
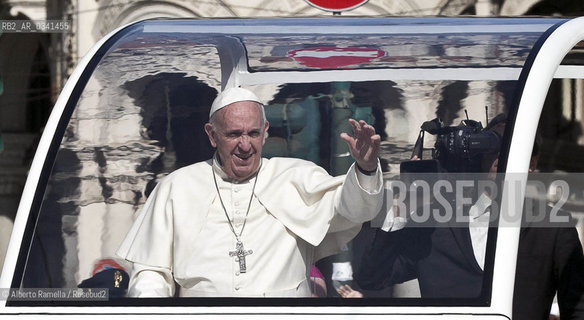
[340,119,381,172]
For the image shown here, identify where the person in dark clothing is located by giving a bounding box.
[355,114,584,318]
[513,205,584,319]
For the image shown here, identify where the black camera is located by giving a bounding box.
[401,117,501,174]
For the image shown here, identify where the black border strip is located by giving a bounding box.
[8,296,490,307]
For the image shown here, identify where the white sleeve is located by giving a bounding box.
[335,161,384,223]
[354,161,383,193]
[127,262,175,297]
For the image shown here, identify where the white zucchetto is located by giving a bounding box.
[209,87,263,118]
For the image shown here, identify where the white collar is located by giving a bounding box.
[212,153,262,184]
[469,192,492,219]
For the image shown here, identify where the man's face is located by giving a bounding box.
[205,101,269,181]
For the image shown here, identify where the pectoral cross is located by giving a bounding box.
[229,241,253,273]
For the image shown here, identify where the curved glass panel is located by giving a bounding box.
[246,33,540,71]
[9,17,565,307]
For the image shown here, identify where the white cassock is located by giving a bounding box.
[117,156,383,297]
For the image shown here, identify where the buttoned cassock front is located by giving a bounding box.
[117,156,383,297]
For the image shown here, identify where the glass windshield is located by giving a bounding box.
[9,17,564,307]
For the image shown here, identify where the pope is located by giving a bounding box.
[117,87,384,297]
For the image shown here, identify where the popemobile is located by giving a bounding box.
[1,13,584,319]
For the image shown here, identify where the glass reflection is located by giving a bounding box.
[20,77,514,297]
[14,17,554,305]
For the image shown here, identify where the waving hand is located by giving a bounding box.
[339,119,381,172]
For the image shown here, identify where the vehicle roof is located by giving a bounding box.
[106,17,568,89]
